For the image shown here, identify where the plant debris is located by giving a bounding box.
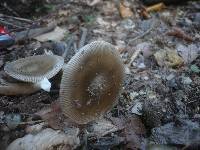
[0,0,200,149]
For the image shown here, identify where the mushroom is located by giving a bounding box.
[0,81,42,95]
[4,55,64,92]
[59,41,125,124]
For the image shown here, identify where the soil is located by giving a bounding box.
[0,0,200,149]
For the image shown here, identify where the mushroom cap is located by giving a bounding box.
[4,55,64,83]
[60,41,125,124]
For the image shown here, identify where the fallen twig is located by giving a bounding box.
[128,48,142,67]
[145,2,166,12]
[15,22,56,42]
[0,13,33,23]
[166,27,194,42]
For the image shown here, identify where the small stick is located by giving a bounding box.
[79,27,88,49]
[18,120,44,125]
[128,20,155,44]
[166,27,194,42]
[128,48,141,67]
[0,13,33,23]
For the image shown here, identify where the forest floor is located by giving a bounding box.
[0,0,200,149]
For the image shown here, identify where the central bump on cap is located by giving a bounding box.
[4,55,64,83]
[59,41,125,124]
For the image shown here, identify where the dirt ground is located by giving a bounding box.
[0,0,200,149]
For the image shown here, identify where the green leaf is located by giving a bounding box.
[83,15,95,24]
[44,4,55,11]
[190,64,200,73]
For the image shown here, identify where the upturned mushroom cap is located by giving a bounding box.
[4,55,64,83]
[60,41,125,124]
[0,82,41,95]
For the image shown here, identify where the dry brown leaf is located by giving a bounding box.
[109,115,146,149]
[7,128,80,150]
[154,49,184,68]
[119,2,133,18]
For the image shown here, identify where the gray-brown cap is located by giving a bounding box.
[59,41,125,124]
[4,55,64,83]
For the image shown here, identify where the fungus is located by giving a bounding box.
[0,82,42,95]
[4,55,64,92]
[60,41,125,124]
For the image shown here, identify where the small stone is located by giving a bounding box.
[120,19,135,30]
[136,42,153,58]
[166,78,178,89]
[181,77,192,85]
[131,102,143,115]
[166,73,175,81]
[154,74,162,79]
[143,76,149,80]
[137,62,146,69]
[125,66,131,74]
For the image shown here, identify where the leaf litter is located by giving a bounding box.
[0,0,200,149]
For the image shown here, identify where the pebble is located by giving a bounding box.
[143,76,149,80]
[137,62,146,69]
[181,76,192,85]
[166,73,175,81]
[131,102,143,115]
[120,19,135,30]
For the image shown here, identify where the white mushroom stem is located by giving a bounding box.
[36,78,51,92]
